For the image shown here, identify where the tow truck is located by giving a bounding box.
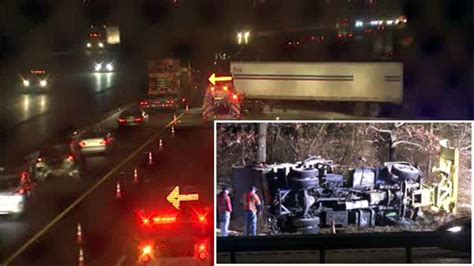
[127,184,212,265]
[202,74,241,119]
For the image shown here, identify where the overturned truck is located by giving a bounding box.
[231,156,432,234]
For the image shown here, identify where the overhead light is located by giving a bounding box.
[23,80,30,87]
[86,42,92,48]
[40,80,47,87]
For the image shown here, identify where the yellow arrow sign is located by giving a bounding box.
[208,73,232,85]
[166,186,199,209]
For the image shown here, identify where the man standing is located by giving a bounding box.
[241,186,261,236]
[217,186,232,237]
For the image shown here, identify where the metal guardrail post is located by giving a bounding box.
[319,248,326,263]
[230,251,236,263]
[405,247,412,263]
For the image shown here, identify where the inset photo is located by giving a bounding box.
[215,122,471,264]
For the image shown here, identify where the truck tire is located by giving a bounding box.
[390,163,419,181]
[293,216,320,228]
[289,168,318,179]
[297,226,320,234]
[368,103,381,117]
[289,177,319,189]
[353,103,366,116]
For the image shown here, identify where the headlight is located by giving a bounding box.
[23,80,30,87]
[87,42,92,48]
[106,63,113,71]
[98,42,104,48]
[95,63,102,71]
[40,80,47,87]
[447,226,462,233]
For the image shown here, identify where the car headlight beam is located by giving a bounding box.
[447,226,462,233]
[40,80,47,87]
[95,63,102,72]
[98,42,104,48]
[106,63,113,71]
[87,42,92,48]
[23,80,30,87]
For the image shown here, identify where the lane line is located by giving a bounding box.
[3,112,186,265]
[115,254,127,266]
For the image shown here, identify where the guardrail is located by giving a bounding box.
[217,231,471,263]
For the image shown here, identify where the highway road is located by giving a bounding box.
[1,109,214,265]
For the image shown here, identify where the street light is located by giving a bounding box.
[237,30,250,45]
[244,31,250,44]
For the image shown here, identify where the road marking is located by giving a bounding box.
[115,254,127,266]
[3,112,186,265]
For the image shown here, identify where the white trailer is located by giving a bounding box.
[230,62,403,116]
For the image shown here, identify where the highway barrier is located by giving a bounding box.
[217,231,470,263]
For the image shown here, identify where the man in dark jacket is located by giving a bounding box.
[217,186,232,237]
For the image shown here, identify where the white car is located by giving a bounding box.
[0,172,34,218]
[73,130,115,156]
[93,61,114,73]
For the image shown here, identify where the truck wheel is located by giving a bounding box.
[293,216,320,228]
[353,103,366,117]
[289,177,319,189]
[297,226,320,234]
[390,163,419,181]
[368,103,381,117]
[289,168,319,179]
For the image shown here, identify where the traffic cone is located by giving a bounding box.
[148,152,153,166]
[78,247,85,266]
[76,223,83,244]
[185,105,189,112]
[171,126,175,136]
[159,138,163,150]
[115,182,122,199]
[133,168,138,184]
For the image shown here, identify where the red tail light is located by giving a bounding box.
[134,117,143,122]
[20,172,29,182]
[337,34,343,38]
[79,141,87,147]
[348,33,353,38]
[181,98,186,102]
[36,157,43,163]
[67,155,74,161]
[210,86,215,92]
[118,118,126,123]
[232,94,238,101]
[196,241,208,261]
[140,101,148,106]
[140,244,153,262]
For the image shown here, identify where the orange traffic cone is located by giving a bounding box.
[76,223,83,244]
[133,168,138,184]
[115,182,122,199]
[159,138,163,150]
[171,126,175,136]
[148,152,153,165]
[78,247,85,266]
